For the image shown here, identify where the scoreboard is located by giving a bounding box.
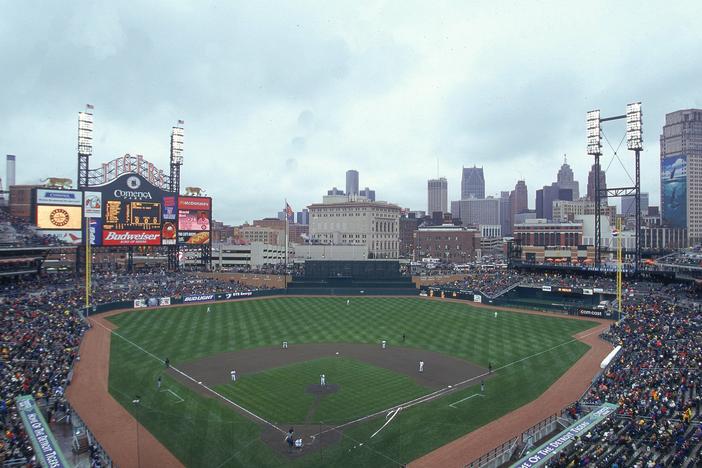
[104,200,161,230]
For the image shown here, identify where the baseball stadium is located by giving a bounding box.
[1,108,701,468]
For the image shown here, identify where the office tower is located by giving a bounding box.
[536,183,573,220]
[621,193,649,217]
[586,163,606,201]
[359,187,376,201]
[327,187,345,196]
[296,209,310,225]
[660,109,702,243]
[346,170,359,196]
[450,197,500,227]
[510,180,528,215]
[6,155,15,188]
[499,191,512,236]
[461,166,485,199]
[427,177,448,214]
[556,156,579,199]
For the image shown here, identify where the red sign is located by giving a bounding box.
[178,197,211,210]
[102,230,161,246]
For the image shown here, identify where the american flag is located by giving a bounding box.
[178,119,185,125]
[86,104,94,110]
[285,202,294,218]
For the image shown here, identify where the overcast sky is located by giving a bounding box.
[2,1,701,224]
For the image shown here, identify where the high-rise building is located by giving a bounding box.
[461,166,485,199]
[427,177,448,214]
[450,197,500,227]
[296,209,310,225]
[586,163,607,201]
[327,187,345,196]
[556,156,579,199]
[359,187,375,202]
[621,193,649,217]
[499,191,512,236]
[660,109,702,243]
[510,180,528,215]
[536,183,573,220]
[6,155,16,188]
[346,170,359,196]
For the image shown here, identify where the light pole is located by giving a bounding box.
[132,396,141,468]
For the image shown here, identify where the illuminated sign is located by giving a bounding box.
[36,205,82,230]
[178,196,211,210]
[104,200,161,230]
[178,231,210,245]
[37,189,82,206]
[83,191,102,218]
[102,230,161,246]
[178,210,210,231]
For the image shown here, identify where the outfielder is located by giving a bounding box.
[419,361,424,373]
[230,370,237,382]
[320,373,326,386]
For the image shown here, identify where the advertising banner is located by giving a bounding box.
[159,297,171,306]
[89,218,102,246]
[163,196,177,220]
[83,191,102,218]
[473,294,482,303]
[134,298,147,308]
[37,230,82,245]
[183,294,215,303]
[178,196,211,210]
[542,285,552,292]
[582,288,593,295]
[161,221,177,245]
[103,230,161,246]
[661,154,687,228]
[178,209,210,231]
[36,205,82,230]
[593,287,604,293]
[37,189,82,206]
[178,231,210,245]
[511,404,617,468]
[14,395,70,468]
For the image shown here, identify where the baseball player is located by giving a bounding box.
[419,361,424,373]
[320,373,326,386]
[156,375,162,390]
[494,311,498,319]
[230,370,237,382]
[381,340,387,349]
[282,341,288,349]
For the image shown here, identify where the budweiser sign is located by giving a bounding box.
[103,230,161,245]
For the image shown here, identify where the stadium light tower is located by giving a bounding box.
[77,104,94,189]
[586,103,643,271]
[168,121,184,272]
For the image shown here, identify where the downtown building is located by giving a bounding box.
[427,177,448,215]
[660,109,702,244]
[461,166,485,199]
[412,224,479,263]
[308,200,401,259]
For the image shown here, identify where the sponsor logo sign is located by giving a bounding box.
[178,196,211,210]
[593,288,604,293]
[578,308,611,318]
[36,205,82,230]
[83,191,102,218]
[89,218,102,246]
[473,294,482,303]
[134,299,147,308]
[178,230,210,245]
[103,230,161,246]
[512,404,617,468]
[183,294,215,303]
[14,395,70,468]
[162,221,176,245]
[557,287,572,293]
[159,297,171,306]
[163,196,176,220]
[582,288,594,295]
[222,292,253,299]
[542,285,552,292]
[37,189,82,206]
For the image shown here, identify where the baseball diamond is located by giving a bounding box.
[96,296,597,467]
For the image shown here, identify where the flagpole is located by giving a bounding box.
[284,200,289,290]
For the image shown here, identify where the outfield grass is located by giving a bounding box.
[215,357,430,424]
[107,297,597,467]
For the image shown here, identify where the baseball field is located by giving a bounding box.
[106,297,598,467]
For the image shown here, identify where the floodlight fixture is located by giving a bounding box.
[170,125,184,165]
[626,102,643,151]
[586,109,601,155]
[78,106,93,156]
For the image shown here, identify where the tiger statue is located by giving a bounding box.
[184,187,205,196]
[41,177,73,189]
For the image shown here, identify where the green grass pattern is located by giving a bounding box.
[107,297,596,467]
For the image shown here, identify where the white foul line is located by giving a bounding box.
[90,318,285,434]
[370,407,402,439]
[448,393,484,408]
[162,388,184,403]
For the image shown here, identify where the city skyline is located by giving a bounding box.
[2,2,701,225]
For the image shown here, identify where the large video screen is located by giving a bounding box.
[661,154,687,228]
[36,205,83,230]
[177,196,211,246]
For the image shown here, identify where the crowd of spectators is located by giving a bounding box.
[0,269,259,466]
[0,208,68,247]
[541,289,702,467]
[655,247,702,269]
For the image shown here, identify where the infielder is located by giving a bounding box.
[320,373,326,386]
[282,341,288,349]
[494,311,498,318]
[381,340,387,349]
[207,306,211,313]
[346,299,350,305]
[419,361,424,373]
[230,370,237,382]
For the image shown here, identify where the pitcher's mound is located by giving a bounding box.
[306,383,339,396]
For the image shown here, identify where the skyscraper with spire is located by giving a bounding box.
[556,155,579,199]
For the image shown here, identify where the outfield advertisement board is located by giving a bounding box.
[14,396,70,468]
[37,230,82,245]
[37,189,82,206]
[36,205,83,230]
[83,191,102,218]
[103,230,161,246]
[182,291,253,303]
